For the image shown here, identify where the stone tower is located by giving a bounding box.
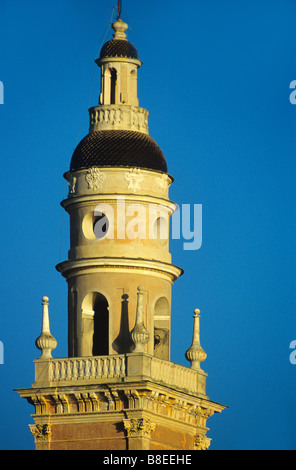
[16,16,225,451]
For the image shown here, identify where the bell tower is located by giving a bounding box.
[98,19,140,107]
[16,13,225,451]
[58,17,182,362]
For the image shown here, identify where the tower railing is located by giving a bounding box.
[49,355,126,382]
[33,353,208,397]
[89,105,149,134]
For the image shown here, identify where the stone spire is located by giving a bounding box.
[185,309,207,370]
[131,286,150,352]
[35,296,57,359]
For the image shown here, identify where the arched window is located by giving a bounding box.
[110,68,117,104]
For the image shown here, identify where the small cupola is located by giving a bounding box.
[95,19,142,107]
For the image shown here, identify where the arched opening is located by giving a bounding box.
[154,296,170,360]
[93,294,109,356]
[81,292,109,356]
[130,69,138,105]
[93,212,109,239]
[154,297,170,317]
[110,68,117,104]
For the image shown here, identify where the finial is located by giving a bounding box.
[112,18,128,40]
[35,296,57,359]
[185,308,207,370]
[131,286,150,352]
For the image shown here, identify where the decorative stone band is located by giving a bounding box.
[18,386,225,443]
[89,105,149,134]
[63,167,173,200]
[56,257,183,283]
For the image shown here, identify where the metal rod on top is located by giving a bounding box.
[115,0,122,19]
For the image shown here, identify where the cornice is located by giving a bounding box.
[56,257,183,281]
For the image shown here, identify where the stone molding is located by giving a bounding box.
[89,105,149,134]
[63,167,173,201]
[18,383,224,426]
[56,257,183,283]
[17,377,225,450]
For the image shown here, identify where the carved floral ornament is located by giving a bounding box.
[67,174,77,195]
[194,434,211,451]
[29,424,52,442]
[123,418,156,438]
[85,167,106,190]
[124,168,143,192]
[71,167,166,194]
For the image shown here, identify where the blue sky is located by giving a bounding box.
[1,0,295,450]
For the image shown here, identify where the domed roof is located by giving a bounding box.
[99,38,139,60]
[98,19,140,62]
[70,130,167,173]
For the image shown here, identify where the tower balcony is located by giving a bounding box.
[33,353,208,398]
[89,105,149,134]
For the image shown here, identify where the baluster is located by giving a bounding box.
[53,361,60,381]
[85,359,90,379]
[49,361,55,381]
[78,360,84,379]
[102,357,107,377]
[65,360,72,380]
[120,356,126,376]
[90,358,96,378]
[102,358,107,377]
[97,358,102,378]
[60,361,66,380]
[72,360,78,380]
[109,357,115,377]
[114,357,120,377]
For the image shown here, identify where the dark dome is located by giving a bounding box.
[70,130,167,173]
[99,39,139,60]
